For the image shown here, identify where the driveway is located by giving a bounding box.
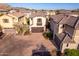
[0,33,56,56]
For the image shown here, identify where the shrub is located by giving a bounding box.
[14,23,29,35]
[0,25,2,32]
[43,31,52,39]
[22,24,30,35]
[64,49,79,56]
[0,25,3,36]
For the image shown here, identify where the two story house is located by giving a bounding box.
[50,14,79,53]
[29,11,47,33]
[0,12,29,33]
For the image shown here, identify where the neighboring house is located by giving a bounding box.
[58,10,71,14]
[50,14,79,53]
[0,4,11,14]
[46,10,56,16]
[59,15,79,53]
[8,12,29,25]
[0,12,29,33]
[29,12,47,32]
[0,14,15,28]
[50,14,65,39]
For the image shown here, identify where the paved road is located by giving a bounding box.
[0,33,56,56]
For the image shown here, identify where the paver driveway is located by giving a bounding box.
[0,33,56,56]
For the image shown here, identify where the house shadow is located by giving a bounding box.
[49,35,62,56]
[77,44,79,49]
[32,44,51,56]
[0,32,4,39]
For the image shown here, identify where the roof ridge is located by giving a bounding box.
[61,32,67,42]
[74,17,79,29]
[58,15,67,24]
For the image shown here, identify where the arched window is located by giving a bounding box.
[37,18,42,26]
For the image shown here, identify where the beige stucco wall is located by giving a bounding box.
[29,17,46,31]
[0,15,14,28]
[8,14,18,23]
[61,43,77,53]
[58,24,63,34]
[74,30,79,43]
[61,29,79,53]
[30,17,46,27]
[46,11,56,15]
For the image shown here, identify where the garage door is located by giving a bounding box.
[31,27,44,33]
[3,29,16,34]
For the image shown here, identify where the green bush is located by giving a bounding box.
[64,49,79,56]
[43,31,52,39]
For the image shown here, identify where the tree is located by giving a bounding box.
[0,25,3,36]
[0,25,2,32]
[64,49,79,56]
[14,23,29,35]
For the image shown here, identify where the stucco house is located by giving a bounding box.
[29,12,47,32]
[59,15,79,53]
[0,12,29,33]
[46,10,56,16]
[49,14,79,53]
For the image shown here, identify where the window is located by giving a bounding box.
[12,17,15,19]
[60,25,64,28]
[3,19,9,23]
[37,18,42,26]
[66,43,69,47]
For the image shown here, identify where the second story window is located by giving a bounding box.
[3,19,9,23]
[66,43,69,47]
[37,18,42,26]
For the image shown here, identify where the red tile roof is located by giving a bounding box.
[8,12,25,18]
[62,34,75,43]
[30,11,47,18]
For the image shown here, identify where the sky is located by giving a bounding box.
[8,3,79,10]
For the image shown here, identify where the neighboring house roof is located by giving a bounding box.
[50,14,65,23]
[8,12,25,18]
[56,32,66,41]
[55,25,75,44]
[62,34,75,43]
[0,4,11,12]
[64,25,74,38]
[30,11,47,18]
[58,10,71,14]
[65,16,78,27]
[0,14,14,18]
[59,15,69,24]
[59,15,78,27]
